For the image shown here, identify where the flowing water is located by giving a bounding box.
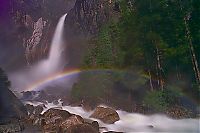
[26,101,200,133]
[48,13,68,70]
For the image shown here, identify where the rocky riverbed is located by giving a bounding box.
[0,101,121,133]
[1,99,200,133]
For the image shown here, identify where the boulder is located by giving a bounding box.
[60,115,84,132]
[42,108,72,132]
[103,131,123,133]
[90,107,120,124]
[25,104,34,115]
[67,124,99,133]
[147,125,154,128]
[43,108,72,120]
[21,91,34,100]
[53,100,59,105]
[38,104,47,109]
[84,119,99,131]
[43,122,61,133]
[41,108,100,133]
[34,105,44,116]
[32,115,44,126]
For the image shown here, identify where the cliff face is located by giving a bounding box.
[65,0,120,36]
[0,0,120,70]
[0,87,27,121]
[0,0,76,69]
[0,68,27,122]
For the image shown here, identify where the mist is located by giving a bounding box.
[9,13,69,92]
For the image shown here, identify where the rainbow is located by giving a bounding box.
[26,69,81,91]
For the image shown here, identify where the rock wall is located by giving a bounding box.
[65,0,120,36]
[0,0,76,68]
[24,18,46,64]
[0,68,27,123]
[0,0,120,69]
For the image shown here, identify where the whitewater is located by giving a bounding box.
[26,100,200,133]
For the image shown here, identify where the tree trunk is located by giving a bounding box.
[176,64,181,81]
[184,14,200,84]
[148,69,154,91]
[156,45,164,90]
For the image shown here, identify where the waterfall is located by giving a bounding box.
[40,13,68,73]
[10,14,69,91]
[48,13,67,66]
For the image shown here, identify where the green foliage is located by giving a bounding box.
[112,70,148,89]
[144,90,168,111]
[83,21,125,69]
[71,71,114,102]
[71,70,149,104]
[83,0,200,102]
[191,84,200,98]
[144,88,182,111]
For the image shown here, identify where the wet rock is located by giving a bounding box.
[35,90,48,101]
[32,115,44,126]
[34,105,44,115]
[53,100,59,105]
[67,123,98,133]
[42,117,61,133]
[90,106,120,124]
[42,108,72,132]
[166,105,194,119]
[103,131,123,133]
[82,103,94,112]
[84,119,99,131]
[43,108,72,120]
[62,101,70,106]
[30,90,57,103]
[91,121,99,131]
[147,125,154,128]
[25,114,35,124]
[25,104,35,115]
[21,91,35,100]
[60,115,84,131]
[38,104,47,109]
[0,123,22,133]
[40,108,100,133]
[42,110,85,133]
[69,101,83,107]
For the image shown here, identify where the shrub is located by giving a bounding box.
[144,88,181,112]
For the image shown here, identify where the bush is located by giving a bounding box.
[144,88,181,112]
[144,90,167,111]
